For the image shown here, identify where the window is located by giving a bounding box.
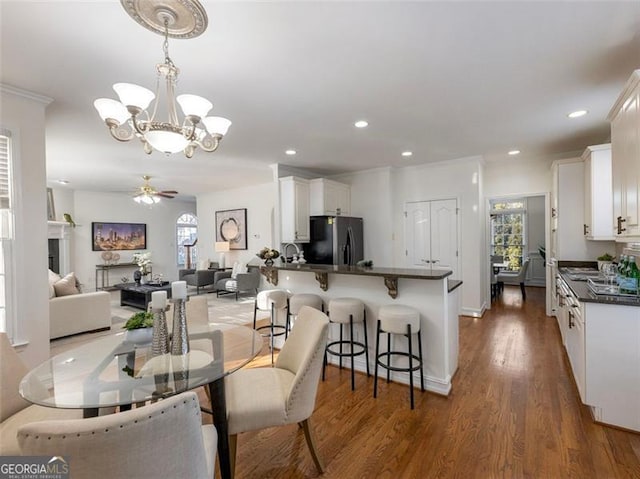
[0,129,15,339]
[176,213,197,267]
[490,199,525,271]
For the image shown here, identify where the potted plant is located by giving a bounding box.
[597,253,615,272]
[122,311,154,344]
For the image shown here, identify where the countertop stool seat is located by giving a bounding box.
[288,293,324,330]
[323,297,369,391]
[374,304,424,409]
[254,289,290,365]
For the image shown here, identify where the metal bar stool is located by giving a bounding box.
[323,297,369,391]
[253,289,290,365]
[287,293,324,332]
[373,304,424,409]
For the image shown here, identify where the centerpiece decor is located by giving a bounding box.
[133,251,152,284]
[150,291,170,356]
[170,280,190,391]
[123,311,154,345]
[257,246,280,266]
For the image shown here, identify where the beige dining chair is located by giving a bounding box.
[18,391,217,479]
[497,258,531,300]
[0,332,84,455]
[225,306,329,477]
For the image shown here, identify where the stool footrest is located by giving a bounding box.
[326,340,367,358]
[256,324,288,338]
[375,351,422,373]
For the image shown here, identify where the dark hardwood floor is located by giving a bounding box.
[220,285,640,478]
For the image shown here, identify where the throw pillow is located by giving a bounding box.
[231,261,240,279]
[197,259,210,271]
[53,272,80,297]
[48,269,61,299]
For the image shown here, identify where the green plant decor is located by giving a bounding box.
[123,311,154,330]
[597,253,614,261]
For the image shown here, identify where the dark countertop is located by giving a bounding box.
[448,279,463,293]
[558,268,640,307]
[264,262,453,280]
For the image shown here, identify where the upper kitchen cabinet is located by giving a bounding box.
[583,144,614,241]
[280,176,310,243]
[309,178,351,216]
[608,70,640,241]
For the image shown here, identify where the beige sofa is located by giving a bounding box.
[49,291,112,339]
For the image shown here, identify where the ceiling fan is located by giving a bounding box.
[132,175,178,204]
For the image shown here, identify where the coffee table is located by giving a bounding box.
[114,282,172,310]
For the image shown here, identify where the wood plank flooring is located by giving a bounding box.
[223,285,640,478]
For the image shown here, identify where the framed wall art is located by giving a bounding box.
[215,208,247,250]
[92,222,147,251]
[46,188,56,221]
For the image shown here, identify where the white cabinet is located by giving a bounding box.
[607,70,640,240]
[585,302,640,432]
[583,144,614,241]
[309,178,350,216]
[280,176,310,243]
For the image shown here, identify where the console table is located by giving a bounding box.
[95,263,152,291]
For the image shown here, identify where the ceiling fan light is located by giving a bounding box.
[94,98,130,124]
[202,116,232,136]
[145,129,190,154]
[134,194,160,205]
[113,83,155,110]
[177,94,213,119]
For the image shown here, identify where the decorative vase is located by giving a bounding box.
[124,327,153,345]
[140,273,147,285]
[265,258,274,266]
[133,270,142,284]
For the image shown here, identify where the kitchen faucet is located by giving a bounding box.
[283,243,301,263]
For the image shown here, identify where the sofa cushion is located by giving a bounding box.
[48,270,61,299]
[53,272,80,297]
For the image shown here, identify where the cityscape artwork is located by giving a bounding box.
[92,222,147,251]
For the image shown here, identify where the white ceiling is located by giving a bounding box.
[1,1,639,200]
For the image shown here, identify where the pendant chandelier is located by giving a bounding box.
[94,0,231,158]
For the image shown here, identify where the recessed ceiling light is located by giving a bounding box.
[354,120,369,128]
[401,151,413,157]
[508,150,521,156]
[567,110,588,118]
[285,149,296,156]
[57,179,70,184]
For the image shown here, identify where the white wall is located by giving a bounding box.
[197,182,276,267]
[527,195,546,254]
[72,191,196,290]
[483,156,554,198]
[1,87,51,367]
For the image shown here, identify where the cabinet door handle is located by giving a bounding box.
[617,216,627,234]
[552,207,557,218]
[583,224,589,235]
[568,310,574,329]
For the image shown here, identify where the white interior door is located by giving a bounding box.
[405,201,431,267]
[405,199,458,277]
[430,199,457,276]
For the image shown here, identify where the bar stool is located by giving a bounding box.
[323,297,369,391]
[254,289,289,365]
[373,304,424,409]
[288,293,324,331]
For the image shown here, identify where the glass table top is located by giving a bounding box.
[20,323,262,409]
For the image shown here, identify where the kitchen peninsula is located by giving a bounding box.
[260,263,462,395]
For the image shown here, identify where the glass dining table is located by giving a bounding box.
[20,322,263,479]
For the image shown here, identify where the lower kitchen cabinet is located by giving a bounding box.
[585,302,640,432]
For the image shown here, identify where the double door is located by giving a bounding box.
[405,199,458,278]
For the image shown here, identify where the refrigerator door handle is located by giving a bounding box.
[347,226,355,265]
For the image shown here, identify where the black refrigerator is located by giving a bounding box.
[303,216,364,265]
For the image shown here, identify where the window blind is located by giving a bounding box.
[0,130,11,210]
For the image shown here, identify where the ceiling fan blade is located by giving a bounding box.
[160,190,178,195]
[155,193,175,199]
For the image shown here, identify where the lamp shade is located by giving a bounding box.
[145,130,190,154]
[215,241,230,253]
[113,83,155,110]
[177,94,213,119]
[94,98,130,124]
[202,116,232,136]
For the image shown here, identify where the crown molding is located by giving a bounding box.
[0,84,53,105]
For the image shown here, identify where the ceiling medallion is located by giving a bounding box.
[94,0,231,157]
[120,0,208,38]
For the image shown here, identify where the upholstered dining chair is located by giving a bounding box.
[497,258,531,300]
[0,332,85,455]
[225,306,329,478]
[17,391,217,479]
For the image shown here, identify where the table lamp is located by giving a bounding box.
[215,241,230,269]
